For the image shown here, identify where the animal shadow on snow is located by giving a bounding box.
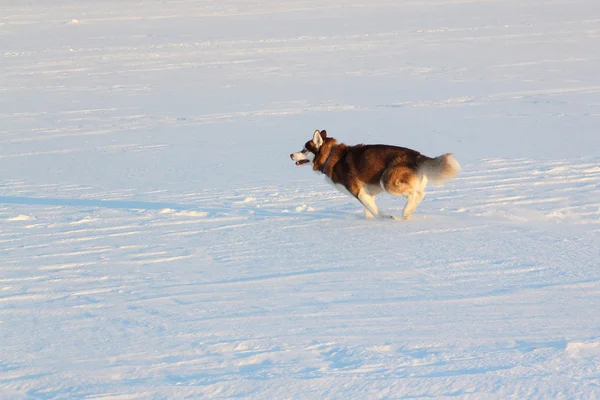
[0,195,356,220]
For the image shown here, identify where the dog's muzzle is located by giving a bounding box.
[290,151,311,166]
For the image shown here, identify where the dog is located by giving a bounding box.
[290,130,461,220]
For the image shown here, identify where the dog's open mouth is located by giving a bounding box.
[295,160,310,166]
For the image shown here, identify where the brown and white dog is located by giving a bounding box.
[290,130,461,220]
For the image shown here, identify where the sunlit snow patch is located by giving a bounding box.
[159,208,208,217]
[7,214,36,221]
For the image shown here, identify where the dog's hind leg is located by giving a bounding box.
[410,175,427,216]
[382,166,421,219]
[403,191,418,220]
[402,175,429,219]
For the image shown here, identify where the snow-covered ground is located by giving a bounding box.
[1,0,600,398]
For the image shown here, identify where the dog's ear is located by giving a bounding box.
[320,130,327,139]
[312,130,324,147]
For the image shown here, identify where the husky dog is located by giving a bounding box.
[290,130,460,220]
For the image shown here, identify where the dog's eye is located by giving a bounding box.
[302,149,309,154]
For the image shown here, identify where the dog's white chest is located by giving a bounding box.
[324,177,353,198]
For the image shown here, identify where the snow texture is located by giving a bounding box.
[1,0,600,398]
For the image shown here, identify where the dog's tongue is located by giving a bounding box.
[295,160,310,166]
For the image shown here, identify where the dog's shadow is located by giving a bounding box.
[0,195,356,220]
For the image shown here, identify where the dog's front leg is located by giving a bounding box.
[356,190,381,219]
[349,183,396,220]
[358,191,399,220]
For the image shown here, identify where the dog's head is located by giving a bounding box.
[290,129,328,166]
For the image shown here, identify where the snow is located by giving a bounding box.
[1,0,600,398]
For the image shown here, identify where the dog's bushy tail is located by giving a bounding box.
[419,153,461,185]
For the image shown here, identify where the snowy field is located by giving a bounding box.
[2,0,600,398]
